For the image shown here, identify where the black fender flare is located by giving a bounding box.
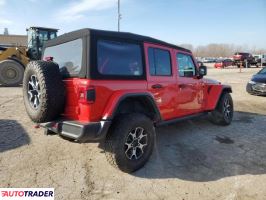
[108,92,162,122]
[214,85,232,108]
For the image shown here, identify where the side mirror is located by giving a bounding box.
[198,65,207,77]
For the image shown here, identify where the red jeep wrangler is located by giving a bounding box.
[23,29,233,172]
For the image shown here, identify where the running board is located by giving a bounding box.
[156,112,208,127]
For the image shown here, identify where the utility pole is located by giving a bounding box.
[118,0,122,32]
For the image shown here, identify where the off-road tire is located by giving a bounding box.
[0,60,24,86]
[23,61,65,123]
[209,92,233,125]
[105,113,155,173]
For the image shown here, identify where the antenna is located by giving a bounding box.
[118,0,122,32]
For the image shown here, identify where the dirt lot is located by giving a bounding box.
[1,66,266,200]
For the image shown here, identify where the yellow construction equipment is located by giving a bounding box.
[0,27,58,86]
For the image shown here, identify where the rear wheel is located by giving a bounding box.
[0,60,24,86]
[105,113,155,173]
[209,92,233,125]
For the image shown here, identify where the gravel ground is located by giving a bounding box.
[0,66,266,200]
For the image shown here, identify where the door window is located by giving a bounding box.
[148,48,171,76]
[176,53,196,77]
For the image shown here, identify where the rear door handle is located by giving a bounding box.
[152,84,163,89]
[179,84,186,89]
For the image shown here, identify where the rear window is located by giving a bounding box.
[97,40,143,76]
[43,39,83,77]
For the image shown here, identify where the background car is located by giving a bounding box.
[233,52,257,68]
[246,67,266,96]
[214,59,233,68]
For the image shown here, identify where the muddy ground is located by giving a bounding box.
[0,66,266,200]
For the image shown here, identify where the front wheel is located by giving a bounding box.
[209,92,234,125]
[104,113,155,173]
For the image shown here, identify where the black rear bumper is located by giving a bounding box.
[40,119,111,142]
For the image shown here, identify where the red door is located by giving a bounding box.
[144,43,177,121]
[174,50,205,116]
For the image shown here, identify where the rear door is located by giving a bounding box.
[174,50,205,116]
[144,43,177,120]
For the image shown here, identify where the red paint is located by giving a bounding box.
[61,43,228,123]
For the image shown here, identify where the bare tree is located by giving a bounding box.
[178,43,266,57]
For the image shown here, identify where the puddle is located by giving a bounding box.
[215,136,234,144]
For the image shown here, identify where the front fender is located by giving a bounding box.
[205,85,232,111]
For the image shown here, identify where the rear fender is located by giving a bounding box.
[205,85,232,111]
[102,91,161,122]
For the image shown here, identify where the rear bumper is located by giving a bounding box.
[40,119,111,142]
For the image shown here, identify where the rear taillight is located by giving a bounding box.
[78,86,95,104]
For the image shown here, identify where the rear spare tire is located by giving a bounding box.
[0,60,24,86]
[23,61,65,123]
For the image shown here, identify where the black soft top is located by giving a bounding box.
[44,28,191,53]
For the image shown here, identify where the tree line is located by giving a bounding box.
[179,43,266,57]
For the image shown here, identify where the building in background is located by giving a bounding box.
[0,28,27,47]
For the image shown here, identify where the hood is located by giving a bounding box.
[252,74,266,84]
[203,78,221,85]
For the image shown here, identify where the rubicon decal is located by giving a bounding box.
[0,188,54,200]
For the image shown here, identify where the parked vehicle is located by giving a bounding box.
[233,52,257,68]
[203,57,217,63]
[246,67,266,96]
[0,27,58,86]
[262,54,266,66]
[22,28,234,172]
[253,54,266,67]
[214,59,233,68]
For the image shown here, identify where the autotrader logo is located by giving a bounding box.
[0,188,54,200]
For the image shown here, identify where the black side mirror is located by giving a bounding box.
[198,65,207,77]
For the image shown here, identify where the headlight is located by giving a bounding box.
[248,80,256,84]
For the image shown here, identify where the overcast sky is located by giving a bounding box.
[0,0,265,48]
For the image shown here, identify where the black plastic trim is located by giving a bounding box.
[156,112,207,126]
[213,85,232,108]
[40,119,111,142]
[106,92,161,122]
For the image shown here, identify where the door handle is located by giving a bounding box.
[152,84,163,89]
[179,84,186,89]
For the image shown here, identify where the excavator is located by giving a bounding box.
[0,27,58,86]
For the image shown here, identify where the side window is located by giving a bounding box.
[176,53,196,77]
[148,47,171,76]
[97,40,143,76]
